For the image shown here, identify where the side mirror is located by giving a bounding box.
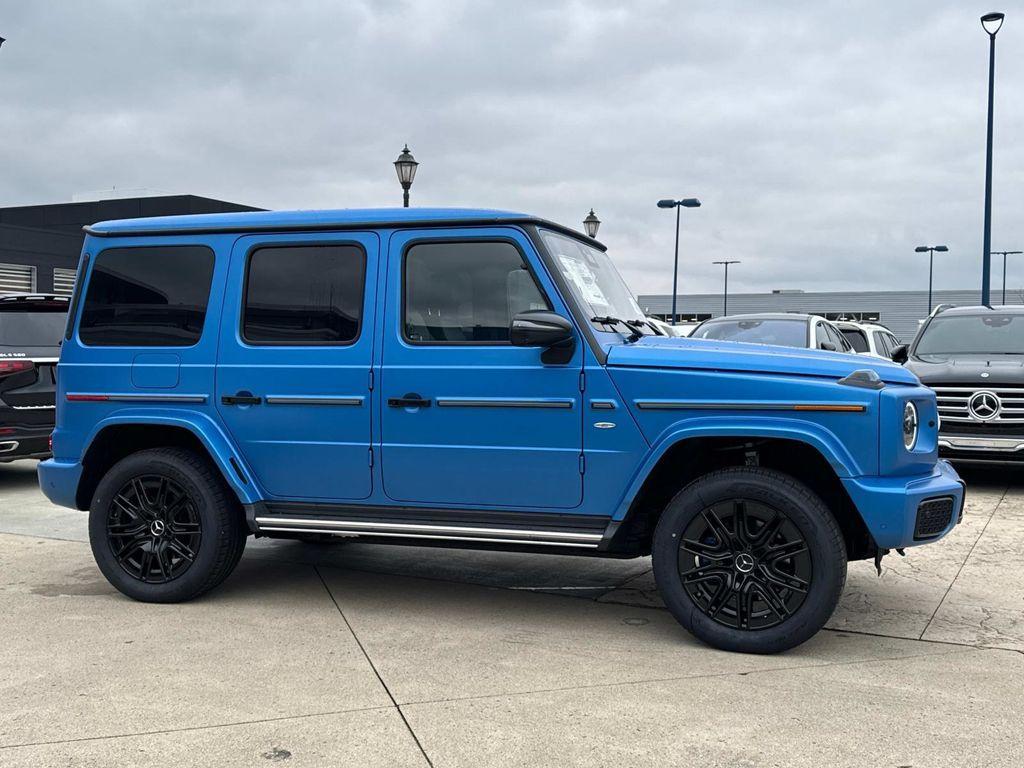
[819,342,837,351]
[891,344,909,364]
[510,311,575,364]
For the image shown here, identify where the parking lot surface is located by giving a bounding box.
[1,461,1022,767]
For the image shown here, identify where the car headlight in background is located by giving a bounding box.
[903,401,919,450]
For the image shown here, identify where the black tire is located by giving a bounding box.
[89,448,247,603]
[652,467,846,654]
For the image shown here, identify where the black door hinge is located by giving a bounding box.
[579,453,586,474]
[578,371,586,392]
[368,447,374,467]
[368,369,375,391]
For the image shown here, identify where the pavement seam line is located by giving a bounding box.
[395,645,978,708]
[0,705,394,751]
[919,484,1009,641]
[314,565,434,768]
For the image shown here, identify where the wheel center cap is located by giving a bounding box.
[734,552,755,573]
[150,520,166,537]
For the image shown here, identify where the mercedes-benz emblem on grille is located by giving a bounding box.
[968,391,1001,421]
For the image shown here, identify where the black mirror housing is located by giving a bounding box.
[891,344,909,364]
[819,342,837,351]
[510,311,575,363]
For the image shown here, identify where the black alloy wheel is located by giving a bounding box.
[107,475,202,584]
[678,499,811,630]
[652,467,846,654]
[90,447,246,603]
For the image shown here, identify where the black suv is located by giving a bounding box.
[894,305,1024,465]
[0,294,68,462]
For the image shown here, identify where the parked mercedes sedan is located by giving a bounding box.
[689,313,855,353]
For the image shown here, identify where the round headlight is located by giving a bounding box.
[902,401,919,450]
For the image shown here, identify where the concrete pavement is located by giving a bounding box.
[1,460,1022,767]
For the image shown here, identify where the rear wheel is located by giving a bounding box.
[89,448,246,602]
[652,467,846,653]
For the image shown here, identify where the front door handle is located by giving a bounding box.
[387,393,431,408]
[222,392,262,406]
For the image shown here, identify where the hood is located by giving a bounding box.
[606,336,920,385]
[906,353,1024,385]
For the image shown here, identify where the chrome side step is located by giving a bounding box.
[254,516,603,548]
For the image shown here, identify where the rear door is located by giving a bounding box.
[215,233,378,501]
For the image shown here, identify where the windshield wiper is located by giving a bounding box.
[591,316,644,342]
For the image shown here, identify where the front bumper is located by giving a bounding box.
[37,458,84,509]
[841,459,966,550]
[938,434,1024,465]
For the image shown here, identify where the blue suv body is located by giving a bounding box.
[39,208,965,653]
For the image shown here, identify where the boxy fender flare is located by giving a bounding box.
[82,409,261,506]
[610,415,865,521]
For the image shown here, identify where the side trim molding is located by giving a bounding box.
[634,400,867,413]
[264,396,364,406]
[435,398,574,409]
[66,393,209,404]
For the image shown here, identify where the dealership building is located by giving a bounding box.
[637,289,1001,342]
[0,194,259,295]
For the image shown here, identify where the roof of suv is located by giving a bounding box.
[700,313,817,322]
[934,305,1024,317]
[84,207,604,248]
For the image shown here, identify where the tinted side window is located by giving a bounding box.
[826,323,850,351]
[841,328,869,353]
[874,331,894,356]
[79,246,214,346]
[814,323,829,348]
[243,245,365,344]
[404,241,550,343]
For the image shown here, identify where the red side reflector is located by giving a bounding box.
[0,360,34,376]
[0,428,14,436]
[66,394,110,402]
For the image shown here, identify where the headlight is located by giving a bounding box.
[902,401,919,450]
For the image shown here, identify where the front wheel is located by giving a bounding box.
[652,467,846,654]
[89,448,247,602]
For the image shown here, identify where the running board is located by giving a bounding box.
[253,516,605,548]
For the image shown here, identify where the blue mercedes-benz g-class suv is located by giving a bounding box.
[39,208,965,653]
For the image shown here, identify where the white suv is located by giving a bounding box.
[835,321,902,359]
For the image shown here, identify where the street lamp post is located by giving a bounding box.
[657,198,701,324]
[915,245,949,314]
[993,250,1023,304]
[712,260,740,316]
[981,12,1005,307]
[583,209,601,238]
[393,144,418,208]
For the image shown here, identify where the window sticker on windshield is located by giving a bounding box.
[558,254,609,310]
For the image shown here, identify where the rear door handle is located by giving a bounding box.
[387,394,431,408]
[222,392,262,406]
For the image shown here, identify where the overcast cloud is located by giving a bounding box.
[1,1,1022,297]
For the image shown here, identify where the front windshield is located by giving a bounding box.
[540,230,652,333]
[691,318,808,348]
[916,314,1024,355]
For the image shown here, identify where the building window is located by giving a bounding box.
[243,244,365,345]
[0,263,37,295]
[79,246,215,346]
[53,267,77,296]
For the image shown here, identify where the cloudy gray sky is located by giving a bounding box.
[1,1,1022,297]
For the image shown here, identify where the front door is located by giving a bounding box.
[215,232,378,501]
[379,228,584,509]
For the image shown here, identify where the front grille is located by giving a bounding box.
[914,496,955,540]
[942,421,1024,437]
[932,384,1024,434]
